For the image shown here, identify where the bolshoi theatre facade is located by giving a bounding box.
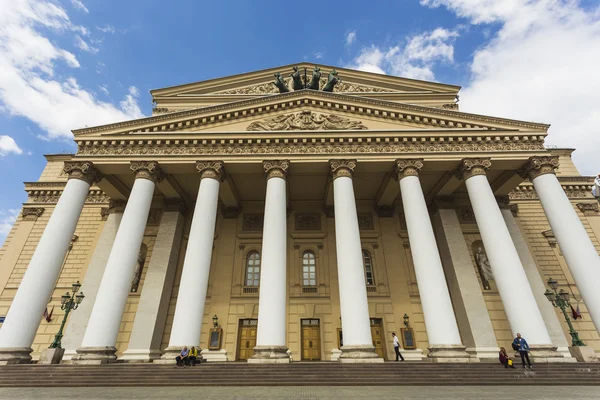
[0,63,599,365]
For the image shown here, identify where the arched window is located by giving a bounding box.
[302,251,316,286]
[362,250,374,286]
[245,251,261,287]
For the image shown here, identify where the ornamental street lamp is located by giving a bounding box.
[544,277,585,347]
[49,281,85,349]
[212,314,219,328]
[403,314,410,327]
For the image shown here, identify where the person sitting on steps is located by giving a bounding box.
[499,347,516,369]
[189,346,199,366]
[176,346,190,367]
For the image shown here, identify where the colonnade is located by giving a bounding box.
[1,156,599,364]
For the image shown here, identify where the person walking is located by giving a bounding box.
[392,332,404,361]
[512,333,533,369]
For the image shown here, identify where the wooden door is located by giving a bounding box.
[370,318,386,359]
[237,319,257,361]
[301,319,321,361]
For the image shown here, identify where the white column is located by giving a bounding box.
[525,156,600,334]
[458,158,555,354]
[330,160,381,362]
[160,162,222,363]
[62,204,124,360]
[396,159,468,361]
[122,204,185,362]
[75,161,162,364]
[0,162,101,364]
[250,160,289,363]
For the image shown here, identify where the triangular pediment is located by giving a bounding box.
[73,90,549,139]
[149,63,462,114]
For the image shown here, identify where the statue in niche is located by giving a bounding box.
[290,66,306,90]
[307,66,321,90]
[474,243,493,290]
[130,243,148,293]
[272,72,290,93]
[322,69,341,92]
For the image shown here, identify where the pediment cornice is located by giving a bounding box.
[73,90,549,139]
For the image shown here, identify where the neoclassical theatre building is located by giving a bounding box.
[0,63,599,365]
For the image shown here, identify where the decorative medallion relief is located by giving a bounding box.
[247,111,367,131]
[577,202,600,216]
[358,213,374,230]
[295,213,321,230]
[458,208,476,223]
[21,207,44,221]
[242,213,264,231]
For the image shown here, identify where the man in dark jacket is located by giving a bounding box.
[512,333,533,369]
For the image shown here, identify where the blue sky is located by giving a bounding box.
[1,0,600,245]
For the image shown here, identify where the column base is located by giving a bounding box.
[39,348,65,365]
[247,346,290,364]
[556,346,577,362]
[339,345,383,363]
[520,344,564,363]
[569,346,598,362]
[73,346,118,364]
[0,347,33,365]
[61,349,77,362]
[201,349,228,362]
[465,346,500,362]
[330,348,342,361]
[427,344,470,363]
[120,349,162,363]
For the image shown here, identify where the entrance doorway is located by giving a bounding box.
[237,319,257,361]
[370,318,386,359]
[301,319,321,361]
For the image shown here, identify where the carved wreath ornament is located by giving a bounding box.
[246,111,367,131]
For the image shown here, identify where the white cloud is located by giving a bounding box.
[75,35,98,53]
[96,25,116,34]
[0,209,20,246]
[98,84,109,96]
[313,52,324,59]
[0,135,23,156]
[347,28,459,80]
[421,0,600,174]
[0,0,145,141]
[70,0,89,13]
[346,31,356,46]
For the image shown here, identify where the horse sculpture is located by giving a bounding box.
[307,66,321,90]
[322,69,340,92]
[290,66,305,90]
[272,72,290,93]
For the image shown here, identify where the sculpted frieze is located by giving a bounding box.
[217,79,393,95]
[77,141,544,157]
[246,111,368,131]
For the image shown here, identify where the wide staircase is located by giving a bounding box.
[1,362,600,387]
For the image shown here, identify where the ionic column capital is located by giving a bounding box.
[196,161,224,180]
[263,160,289,180]
[130,161,164,183]
[395,159,424,181]
[330,159,356,180]
[455,158,491,180]
[63,161,103,185]
[519,156,559,181]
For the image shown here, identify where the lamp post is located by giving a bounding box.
[49,281,85,349]
[543,277,585,347]
[403,314,410,327]
[212,314,219,328]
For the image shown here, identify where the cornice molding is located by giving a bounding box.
[72,90,549,137]
[25,189,109,204]
[509,183,595,200]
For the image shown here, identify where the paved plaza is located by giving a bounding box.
[0,386,599,400]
